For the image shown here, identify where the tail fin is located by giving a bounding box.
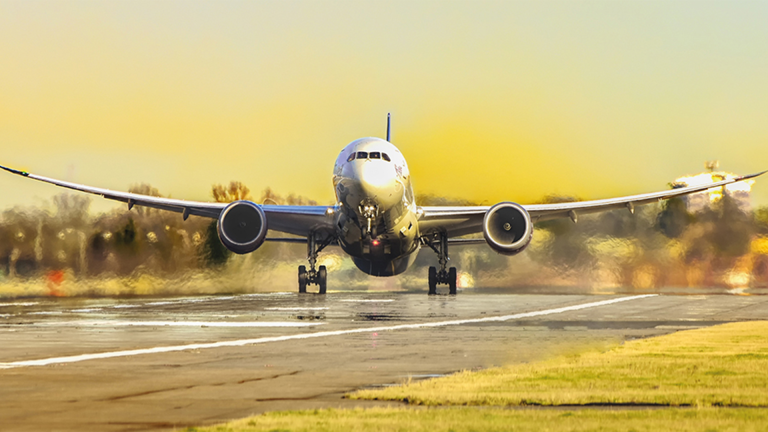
[386,113,391,142]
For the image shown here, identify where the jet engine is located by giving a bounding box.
[216,201,268,254]
[482,202,533,256]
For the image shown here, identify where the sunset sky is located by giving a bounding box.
[1,1,767,214]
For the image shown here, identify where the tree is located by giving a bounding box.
[656,197,693,238]
[128,184,163,216]
[202,220,230,266]
[212,181,252,203]
[52,193,91,225]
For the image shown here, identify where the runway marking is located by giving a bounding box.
[340,299,396,303]
[0,295,655,369]
[111,293,288,308]
[265,307,330,311]
[28,320,325,328]
[9,293,292,316]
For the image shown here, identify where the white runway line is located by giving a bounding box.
[106,293,283,310]
[11,293,285,317]
[0,295,656,369]
[340,299,396,303]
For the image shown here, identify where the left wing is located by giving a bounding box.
[0,164,333,238]
[418,171,766,238]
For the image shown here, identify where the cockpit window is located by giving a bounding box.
[347,152,356,162]
[382,153,391,162]
[357,151,368,159]
[369,152,381,159]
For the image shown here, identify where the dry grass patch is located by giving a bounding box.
[352,321,768,407]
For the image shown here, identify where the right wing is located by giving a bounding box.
[418,171,766,238]
[0,164,334,238]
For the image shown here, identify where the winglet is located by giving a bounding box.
[738,170,768,181]
[386,112,391,142]
[0,164,29,177]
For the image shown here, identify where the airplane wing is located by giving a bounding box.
[0,164,333,238]
[418,171,766,238]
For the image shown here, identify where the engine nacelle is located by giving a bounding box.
[482,202,533,256]
[217,201,268,254]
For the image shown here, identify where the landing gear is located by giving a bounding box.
[423,232,458,295]
[317,265,327,295]
[428,266,437,295]
[298,233,333,294]
[298,265,307,293]
[449,267,457,295]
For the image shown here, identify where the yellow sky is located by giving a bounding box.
[1,1,767,214]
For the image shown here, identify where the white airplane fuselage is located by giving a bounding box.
[332,137,421,276]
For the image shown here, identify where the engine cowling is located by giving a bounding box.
[482,202,533,256]
[217,201,268,254]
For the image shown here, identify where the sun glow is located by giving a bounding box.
[674,171,755,212]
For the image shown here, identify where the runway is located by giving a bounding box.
[1,291,767,431]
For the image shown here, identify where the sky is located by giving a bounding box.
[1,0,767,214]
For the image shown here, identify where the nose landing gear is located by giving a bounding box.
[298,233,334,294]
[359,202,379,238]
[423,232,457,295]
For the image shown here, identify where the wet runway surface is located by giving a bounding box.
[2,291,768,431]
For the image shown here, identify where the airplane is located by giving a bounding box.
[1,115,765,295]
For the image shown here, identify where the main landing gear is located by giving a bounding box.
[298,233,334,294]
[423,232,457,295]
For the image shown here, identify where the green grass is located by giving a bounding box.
[352,321,768,407]
[188,407,768,432]
[187,321,768,431]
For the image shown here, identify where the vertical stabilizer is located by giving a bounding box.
[386,113,391,142]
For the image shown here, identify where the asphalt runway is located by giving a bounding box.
[1,291,768,432]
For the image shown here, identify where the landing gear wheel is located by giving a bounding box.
[298,265,307,293]
[448,267,457,295]
[318,265,327,295]
[424,232,462,295]
[428,266,437,295]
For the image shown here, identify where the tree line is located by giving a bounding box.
[0,183,767,290]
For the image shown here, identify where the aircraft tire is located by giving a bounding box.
[448,267,457,295]
[318,265,327,295]
[428,266,437,295]
[298,265,307,293]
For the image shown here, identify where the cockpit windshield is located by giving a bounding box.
[348,151,391,162]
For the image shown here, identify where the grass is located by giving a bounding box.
[187,321,768,431]
[351,321,768,407]
[188,407,768,432]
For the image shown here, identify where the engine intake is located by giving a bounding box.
[217,201,268,254]
[483,202,533,256]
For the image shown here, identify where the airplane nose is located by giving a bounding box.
[356,160,403,210]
